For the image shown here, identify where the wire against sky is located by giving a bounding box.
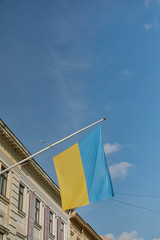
[115,192,160,198]
[110,198,160,214]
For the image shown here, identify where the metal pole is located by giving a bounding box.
[0,118,106,175]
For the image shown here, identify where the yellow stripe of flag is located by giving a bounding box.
[53,143,89,211]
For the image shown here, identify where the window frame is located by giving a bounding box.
[35,198,40,224]
[49,211,53,234]
[0,233,3,240]
[0,166,8,196]
[61,222,64,240]
[18,183,24,211]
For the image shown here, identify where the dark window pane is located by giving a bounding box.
[18,184,24,211]
[0,166,7,196]
[49,211,53,234]
[61,222,64,240]
[35,199,40,224]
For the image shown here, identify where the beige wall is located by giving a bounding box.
[70,212,103,240]
[0,123,69,240]
[0,120,110,240]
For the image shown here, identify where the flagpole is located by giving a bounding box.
[0,118,106,175]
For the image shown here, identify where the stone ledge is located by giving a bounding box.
[18,209,26,218]
[49,233,55,239]
[0,225,9,235]
[34,221,42,230]
[0,194,9,205]
[16,231,26,239]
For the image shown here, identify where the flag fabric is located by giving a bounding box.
[53,125,114,211]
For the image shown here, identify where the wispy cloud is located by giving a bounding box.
[105,233,115,239]
[109,162,134,180]
[104,143,122,155]
[144,0,152,8]
[144,0,160,8]
[144,19,158,31]
[47,47,91,129]
[105,231,144,240]
[123,69,134,78]
[104,142,135,180]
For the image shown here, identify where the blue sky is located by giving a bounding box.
[1,0,160,239]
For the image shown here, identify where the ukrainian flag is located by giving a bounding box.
[53,126,114,211]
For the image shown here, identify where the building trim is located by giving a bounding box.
[0,119,60,199]
[70,211,103,240]
[0,225,9,235]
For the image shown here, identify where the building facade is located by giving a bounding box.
[0,119,69,240]
[70,211,104,240]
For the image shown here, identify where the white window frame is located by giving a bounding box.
[35,198,40,224]
[18,183,24,211]
[0,165,8,197]
[61,221,65,240]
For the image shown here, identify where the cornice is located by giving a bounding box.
[70,211,103,240]
[0,119,61,206]
[0,120,30,161]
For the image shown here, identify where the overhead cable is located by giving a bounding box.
[115,192,160,198]
[110,198,160,214]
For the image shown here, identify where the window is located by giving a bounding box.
[49,211,53,234]
[70,231,74,239]
[61,222,64,240]
[35,198,40,224]
[18,184,24,211]
[0,233,3,240]
[0,166,7,196]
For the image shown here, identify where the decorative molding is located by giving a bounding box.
[0,225,9,235]
[70,212,103,240]
[49,232,55,240]
[18,209,26,218]
[34,222,42,231]
[0,194,9,205]
[0,119,69,223]
[16,231,26,239]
